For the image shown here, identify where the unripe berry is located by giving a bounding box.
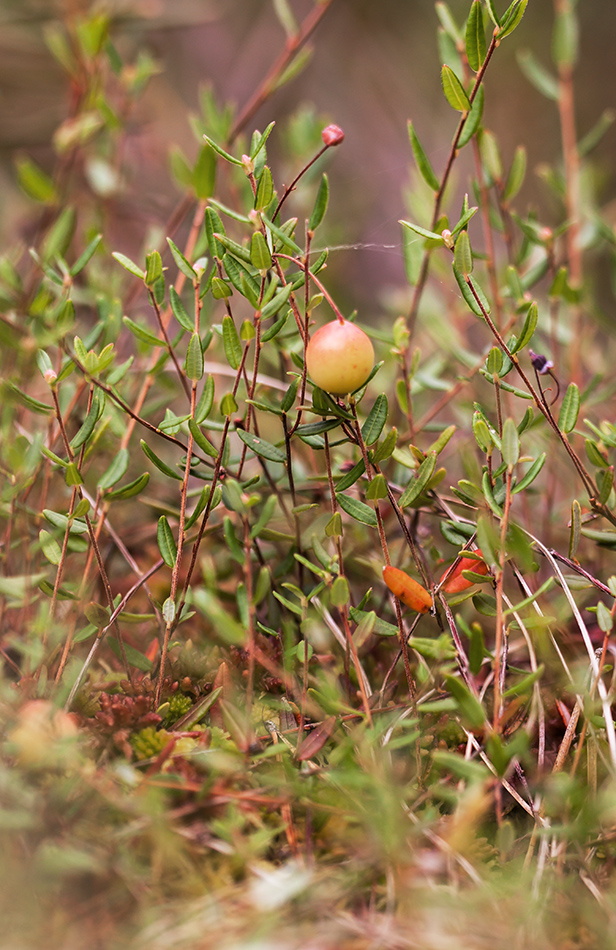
[306,319,374,397]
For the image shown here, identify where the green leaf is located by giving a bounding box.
[585,439,608,468]
[454,230,473,277]
[452,265,490,316]
[336,459,366,493]
[157,515,177,568]
[558,382,580,434]
[251,121,276,160]
[473,413,493,453]
[498,0,528,40]
[362,394,388,446]
[43,509,88,535]
[407,122,440,192]
[501,418,519,471]
[517,50,559,101]
[273,45,312,90]
[70,233,102,277]
[145,249,163,287]
[481,471,504,517]
[444,674,485,729]
[162,597,176,625]
[511,300,537,353]
[188,419,217,458]
[195,376,215,423]
[325,512,343,537]
[141,440,183,480]
[458,85,484,148]
[65,462,83,487]
[4,380,52,414]
[169,286,194,332]
[107,472,150,501]
[15,155,57,204]
[213,232,252,265]
[98,448,129,490]
[108,637,153,673]
[70,391,103,450]
[596,601,613,634]
[280,379,298,414]
[599,466,614,505]
[36,349,54,380]
[451,204,479,236]
[512,453,546,494]
[366,473,387,501]
[167,237,197,281]
[331,576,350,608]
[204,206,226,258]
[250,231,272,270]
[261,283,293,321]
[202,133,243,167]
[220,393,238,416]
[398,453,437,508]
[468,622,485,675]
[436,2,463,43]
[399,219,444,243]
[122,316,164,347]
[222,315,242,369]
[112,251,144,280]
[185,333,204,381]
[428,424,456,457]
[465,0,486,72]
[193,143,216,199]
[372,427,397,464]
[255,165,274,211]
[503,145,527,203]
[295,418,342,437]
[237,428,286,464]
[211,276,232,299]
[479,129,503,183]
[441,64,470,112]
[39,529,62,565]
[349,605,398,637]
[261,214,303,256]
[335,493,378,527]
[484,0,501,27]
[308,173,330,230]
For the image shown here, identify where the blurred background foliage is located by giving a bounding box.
[1,0,615,316]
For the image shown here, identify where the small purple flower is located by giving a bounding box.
[529,350,554,375]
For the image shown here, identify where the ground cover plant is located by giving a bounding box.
[3,0,616,946]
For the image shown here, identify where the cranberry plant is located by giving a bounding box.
[2,0,616,946]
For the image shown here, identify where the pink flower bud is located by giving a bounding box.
[44,368,58,385]
[321,124,345,147]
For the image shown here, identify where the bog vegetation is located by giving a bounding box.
[2,1,616,947]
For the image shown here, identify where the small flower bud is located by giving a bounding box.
[321,124,345,147]
[241,154,254,174]
[441,229,454,249]
[44,368,58,385]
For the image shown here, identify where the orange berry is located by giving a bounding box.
[383,565,433,613]
[440,549,489,594]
